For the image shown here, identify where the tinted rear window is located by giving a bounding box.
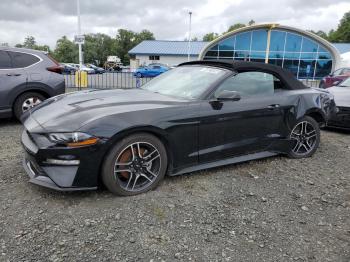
[0,51,12,69]
[9,51,40,68]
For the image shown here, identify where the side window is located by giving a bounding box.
[0,51,12,69]
[8,51,40,68]
[214,71,275,98]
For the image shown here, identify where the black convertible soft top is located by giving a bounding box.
[179,60,308,90]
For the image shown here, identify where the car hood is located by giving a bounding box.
[23,89,189,133]
[327,86,350,107]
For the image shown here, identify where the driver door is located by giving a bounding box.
[198,71,285,163]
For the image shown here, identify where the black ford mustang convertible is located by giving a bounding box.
[21,61,336,196]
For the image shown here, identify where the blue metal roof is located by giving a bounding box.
[332,43,350,54]
[128,40,209,56]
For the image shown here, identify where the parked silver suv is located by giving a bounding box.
[0,47,65,119]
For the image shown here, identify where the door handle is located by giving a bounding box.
[6,73,21,76]
[267,104,280,109]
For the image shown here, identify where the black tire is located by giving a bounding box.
[13,92,45,120]
[288,116,320,159]
[102,133,168,196]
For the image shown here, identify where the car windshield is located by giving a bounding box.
[339,78,350,87]
[141,66,228,99]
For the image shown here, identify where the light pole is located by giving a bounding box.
[77,0,83,67]
[187,11,192,62]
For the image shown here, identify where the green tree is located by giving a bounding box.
[203,32,219,41]
[135,29,155,44]
[248,19,255,26]
[113,29,155,65]
[113,29,137,65]
[226,23,246,33]
[329,11,350,42]
[15,36,50,52]
[53,36,78,63]
[23,36,36,49]
[83,33,114,66]
[308,30,329,40]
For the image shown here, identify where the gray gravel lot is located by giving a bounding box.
[0,119,349,261]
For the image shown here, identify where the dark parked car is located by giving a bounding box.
[327,77,350,129]
[87,64,105,74]
[134,64,169,78]
[61,63,77,75]
[0,47,65,119]
[21,61,335,196]
[319,67,350,88]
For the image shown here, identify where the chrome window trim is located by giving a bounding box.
[0,50,43,70]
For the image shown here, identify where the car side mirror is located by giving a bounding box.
[215,90,241,102]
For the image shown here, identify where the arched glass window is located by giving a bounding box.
[235,32,251,51]
[203,28,334,80]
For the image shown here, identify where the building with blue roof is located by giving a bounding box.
[128,40,208,68]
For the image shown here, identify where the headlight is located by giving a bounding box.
[48,132,99,147]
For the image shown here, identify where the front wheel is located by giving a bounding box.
[288,116,320,159]
[102,133,168,196]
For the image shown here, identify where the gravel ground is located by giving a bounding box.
[0,119,349,262]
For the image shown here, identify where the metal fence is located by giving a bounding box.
[300,79,321,88]
[64,72,153,90]
[64,72,321,91]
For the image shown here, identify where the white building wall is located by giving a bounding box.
[341,52,350,67]
[135,55,197,68]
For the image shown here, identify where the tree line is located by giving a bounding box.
[15,29,155,66]
[13,11,350,65]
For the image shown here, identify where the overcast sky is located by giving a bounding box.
[1,0,350,48]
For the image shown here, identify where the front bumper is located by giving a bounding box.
[23,155,96,191]
[21,130,100,191]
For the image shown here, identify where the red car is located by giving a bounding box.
[319,68,350,88]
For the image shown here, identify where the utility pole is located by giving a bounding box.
[77,0,83,67]
[187,11,192,62]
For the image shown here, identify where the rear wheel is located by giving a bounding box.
[13,92,45,120]
[102,133,168,196]
[288,116,320,159]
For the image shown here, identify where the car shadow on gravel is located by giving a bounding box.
[0,118,20,127]
[324,127,350,135]
[27,154,283,201]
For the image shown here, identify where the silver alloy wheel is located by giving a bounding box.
[114,142,161,192]
[290,121,317,156]
[22,97,42,112]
